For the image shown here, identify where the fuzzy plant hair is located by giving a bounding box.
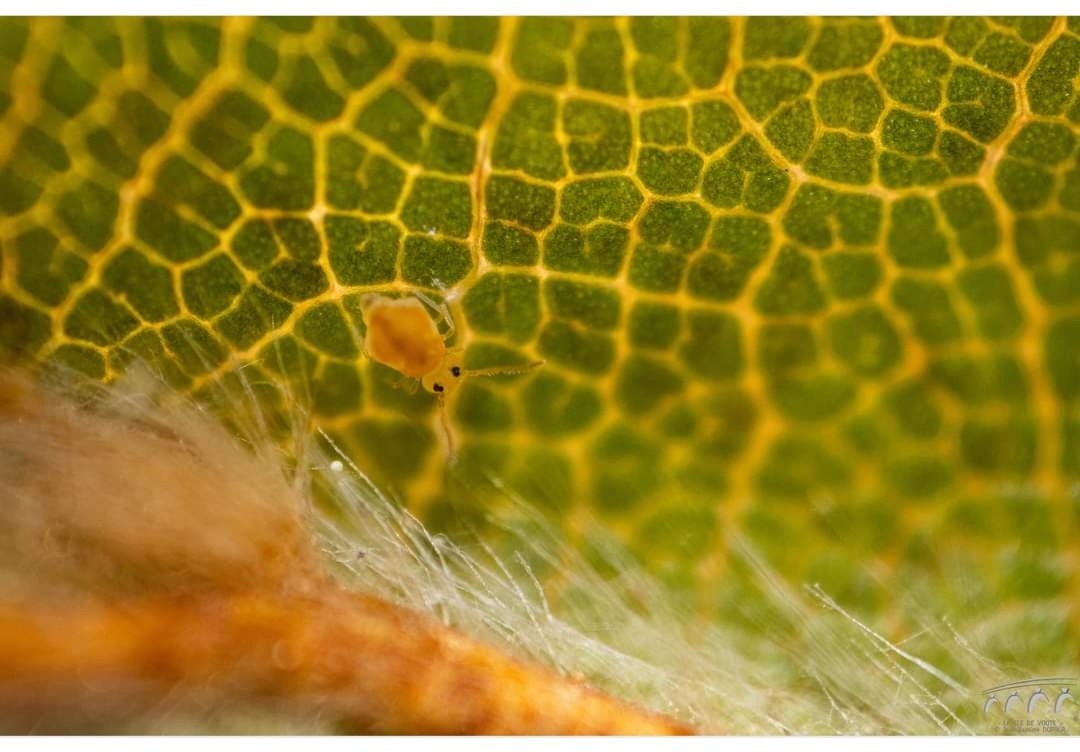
[0,365,1070,734]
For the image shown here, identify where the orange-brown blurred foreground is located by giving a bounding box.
[0,371,690,735]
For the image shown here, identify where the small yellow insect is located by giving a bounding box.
[359,291,543,457]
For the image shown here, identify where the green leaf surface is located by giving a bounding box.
[2,17,1079,665]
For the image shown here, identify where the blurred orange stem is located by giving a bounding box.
[0,588,692,735]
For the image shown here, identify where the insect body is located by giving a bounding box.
[360,294,455,387]
[359,293,543,457]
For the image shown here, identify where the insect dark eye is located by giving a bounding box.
[451,366,461,377]
[433,383,444,393]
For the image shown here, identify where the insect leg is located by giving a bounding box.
[389,374,420,395]
[413,289,456,341]
[437,391,456,462]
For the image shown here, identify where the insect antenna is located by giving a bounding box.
[462,360,545,379]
